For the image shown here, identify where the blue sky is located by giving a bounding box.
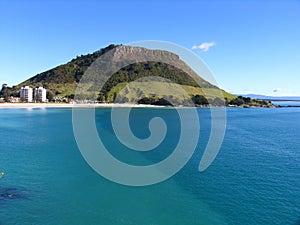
[1,0,299,96]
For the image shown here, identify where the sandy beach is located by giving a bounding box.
[0,103,166,109]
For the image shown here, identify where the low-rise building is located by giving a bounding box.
[8,96,20,103]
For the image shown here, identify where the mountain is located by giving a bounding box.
[9,44,237,105]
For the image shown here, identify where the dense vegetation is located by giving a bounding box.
[100,61,211,96]
[0,84,12,101]
[23,44,118,85]
[228,96,273,107]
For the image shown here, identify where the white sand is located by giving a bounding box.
[0,103,166,109]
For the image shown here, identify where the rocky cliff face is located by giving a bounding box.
[111,45,180,61]
[96,45,214,88]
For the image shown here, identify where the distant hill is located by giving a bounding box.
[240,94,300,101]
[9,44,237,105]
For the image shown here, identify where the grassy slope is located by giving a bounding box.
[106,82,236,103]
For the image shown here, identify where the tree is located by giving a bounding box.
[67,94,75,99]
[0,84,11,102]
[192,95,209,105]
[97,93,105,102]
[46,90,54,102]
[229,97,245,106]
[138,97,156,105]
[35,92,40,103]
[3,90,9,102]
[154,98,173,106]
[20,96,25,102]
[244,97,251,104]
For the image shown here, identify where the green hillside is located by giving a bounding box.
[13,44,119,97]
[7,44,262,106]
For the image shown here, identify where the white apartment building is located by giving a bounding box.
[34,87,47,102]
[20,86,33,102]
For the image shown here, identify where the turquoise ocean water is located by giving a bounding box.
[0,107,299,225]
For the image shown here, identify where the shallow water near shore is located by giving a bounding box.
[0,107,299,225]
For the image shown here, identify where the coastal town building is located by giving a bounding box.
[8,96,20,103]
[20,86,33,102]
[20,86,47,102]
[34,86,47,102]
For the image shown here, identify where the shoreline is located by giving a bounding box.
[0,103,167,109]
[0,103,285,109]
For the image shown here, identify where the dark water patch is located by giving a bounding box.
[0,187,27,200]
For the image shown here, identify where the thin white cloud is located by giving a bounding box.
[273,88,282,93]
[192,42,216,52]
